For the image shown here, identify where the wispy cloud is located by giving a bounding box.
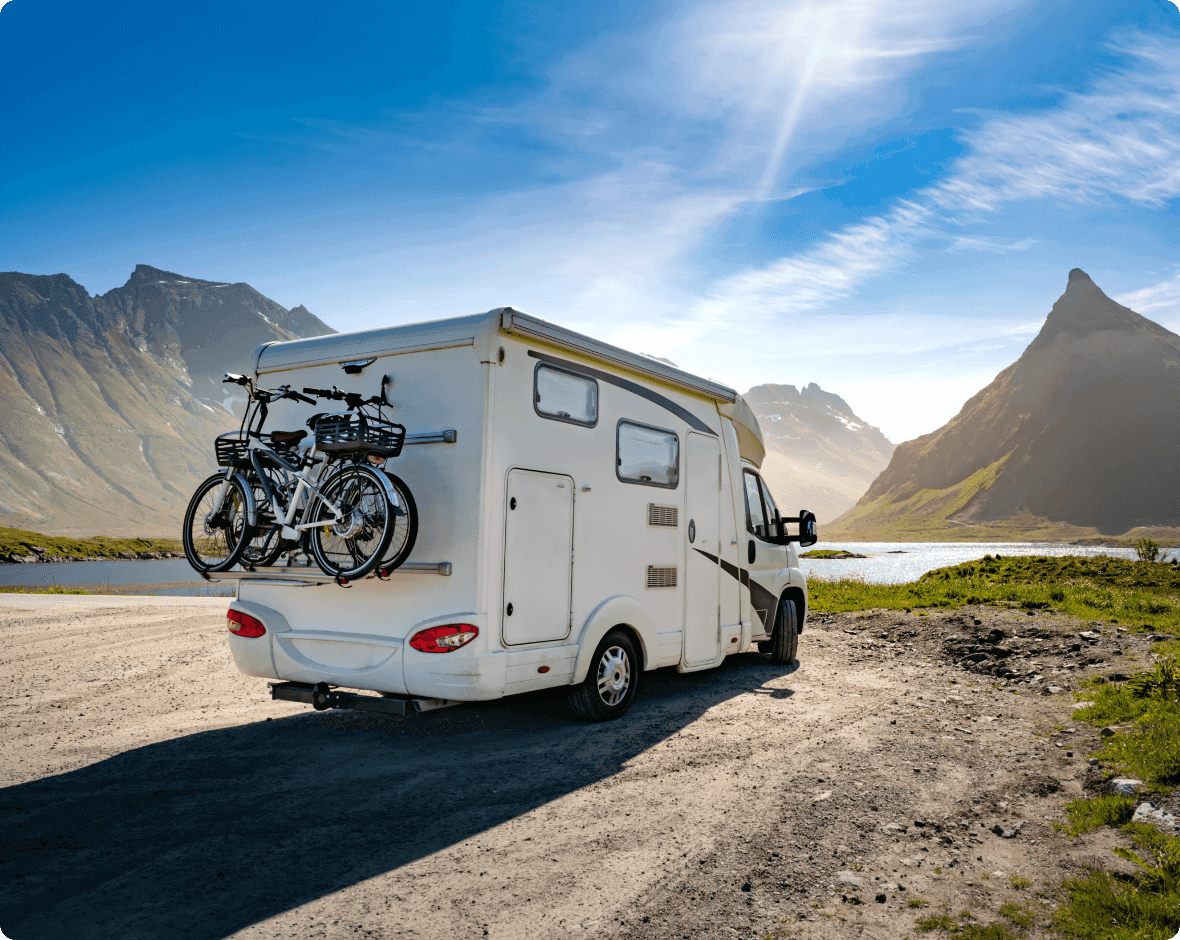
[697,36,1180,323]
[1115,271,1180,313]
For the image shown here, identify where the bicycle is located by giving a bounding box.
[182,374,414,582]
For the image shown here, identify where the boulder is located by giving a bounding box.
[1111,778,1144,796]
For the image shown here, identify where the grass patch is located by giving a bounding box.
[0,526,181,561]
[800,549,866,559]
[908,897,930,908]
[998,902,1034,928]
[1065,795,1137,835]
[0,585,90,595]
[1009,875,1031,890]
[958,926,1017,940]
[808,554,1180,637]
[1056,823,1180,940]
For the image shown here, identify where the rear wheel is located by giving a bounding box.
[182,473,250,573]
[567,629,640,722]
[759,596,799,665]
[309,464,395,580]
[377,471,419,572]
[241,476,285,568]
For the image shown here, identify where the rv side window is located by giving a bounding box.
[743,470,767,534]
[756,476,781,539]
[617,421,679,488]
[534,363,598,427]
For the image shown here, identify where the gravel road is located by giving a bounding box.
[0,597,1158,940]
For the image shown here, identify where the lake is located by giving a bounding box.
[801,541,1176,584]
[0,541,1172,595]
[0,559,234,597]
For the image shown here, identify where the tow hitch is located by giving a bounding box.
[269,681,458,717]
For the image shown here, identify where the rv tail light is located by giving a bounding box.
[227,609,266,638]
[409,624,479,653]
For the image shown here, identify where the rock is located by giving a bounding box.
[836,872,862,888]
[117,552,135,559]
[1048,686,1064,694]
[1132,802,1179,829]
[882,823,907,834]
[1100,726,1117,737]
[1079,631,1100,641]
[1088,758,1099,766]
[875,893,886,903]
[991,825,1018,839]
[1111,778,1143,796]
[741,881,752,892]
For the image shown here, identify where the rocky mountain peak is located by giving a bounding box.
[1033,267,1165,345]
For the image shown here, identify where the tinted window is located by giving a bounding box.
[759,476,780,522]
[535,364,597,426]
[617,421,678,488]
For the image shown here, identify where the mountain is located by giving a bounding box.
[828,269,1180,541]
[745,382,894,524]
[0,266,334,536]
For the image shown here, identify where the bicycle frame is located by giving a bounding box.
[247,438,345,540]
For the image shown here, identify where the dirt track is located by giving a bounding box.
[0,596,1159,940]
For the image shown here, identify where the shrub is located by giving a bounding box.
[1135,538,1162,563]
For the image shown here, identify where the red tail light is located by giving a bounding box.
[409,624,479,653]
[227,609,266,638]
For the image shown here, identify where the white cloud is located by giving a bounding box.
[696,36,1180,325]
[1115,271,1180,313]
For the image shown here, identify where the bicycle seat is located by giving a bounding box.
[268,429,308,447]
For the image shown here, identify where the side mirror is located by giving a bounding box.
[769,509,818,547]
[223,372,248,386]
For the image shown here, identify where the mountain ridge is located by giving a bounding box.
[0,266,334,535]
[828,269,1180,540]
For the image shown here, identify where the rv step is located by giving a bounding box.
[268,681,458,717]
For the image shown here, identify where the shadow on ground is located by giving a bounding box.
[1,654,797,940]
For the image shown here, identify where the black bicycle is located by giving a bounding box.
[182,374,417,581]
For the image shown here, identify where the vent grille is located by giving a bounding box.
[646,565,678,589]
[647,504,678,527]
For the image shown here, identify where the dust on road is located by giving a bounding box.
[0,597,1148,939]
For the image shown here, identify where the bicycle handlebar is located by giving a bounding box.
[302,386,385,409]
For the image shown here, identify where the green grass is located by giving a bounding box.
[1065,795,1137,835]
[0,585,89,595]
[1009,875,1031,890]
[0,526,181,561]
[908,897,931,908]
[801,549,865,558]
[998,902,1034,928]
[807,555,1180,637]
[1056,823,1180,940]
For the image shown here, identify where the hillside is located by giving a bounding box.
[745,382,894,524]
[828,269,1180,541]
[0,266,333,536]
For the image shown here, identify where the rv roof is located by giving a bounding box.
[254,307,738,404]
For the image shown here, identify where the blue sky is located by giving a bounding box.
[2,0,1179,441]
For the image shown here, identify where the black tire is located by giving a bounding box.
[759,596,799,665]
[182,473,251,573]
[309,464,395,580]
[241,476,285,568]
[567,629,640,722]
[378,470,419,572]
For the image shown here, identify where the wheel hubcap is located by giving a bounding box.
[596,646,630,706]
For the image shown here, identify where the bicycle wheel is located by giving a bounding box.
[182,473,250,572]
[241,475,284,568]
[309,464,395,580]
[378,471,419,572]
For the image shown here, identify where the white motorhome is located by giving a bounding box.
[218,308,816,721]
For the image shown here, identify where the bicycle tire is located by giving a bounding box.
[241,475,285,568]
[308,464,395,580]
[182,473,251,573]
[378,470,419,572]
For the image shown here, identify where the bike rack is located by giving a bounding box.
[403,429,457,445]
[200,561,452,587]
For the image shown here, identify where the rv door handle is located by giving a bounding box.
[748,540,756,564]
[506,603,513,616]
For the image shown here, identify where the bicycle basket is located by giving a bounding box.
[313,413,406,458]
[214,432,251,467]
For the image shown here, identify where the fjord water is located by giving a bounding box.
[804,542,1176,584]
[0,543,1174,596]
[0,559,233,596]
